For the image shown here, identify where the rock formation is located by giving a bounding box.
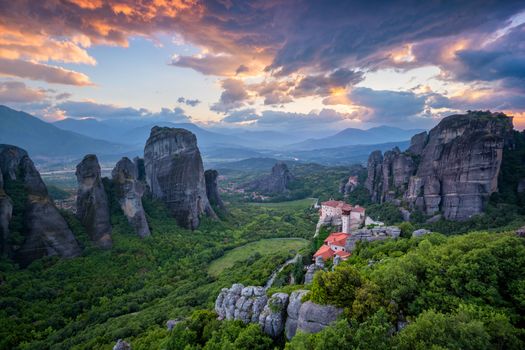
[144,127,215,229]
[245,162,294,194]
[113,339,131,350]
[112,157,150,237]
[258,292,289,338]
[0,145,81,265]
[216,284,342,340]
[365,111,513,220]
[284,290,309,339]
[204,169,225,210]
[76,154,112,248]
[296,301,343,334]
[215,284,268,323]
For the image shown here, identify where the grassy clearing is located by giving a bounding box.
[208,238,309,277]
[248,198,316,209]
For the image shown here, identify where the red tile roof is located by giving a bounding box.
[324,232,350,246]
[335,250,351,259]
[321,201,365,214]
[313,245,334,260]
[321,200,344,208]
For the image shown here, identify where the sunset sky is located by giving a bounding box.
[1,0,525,132]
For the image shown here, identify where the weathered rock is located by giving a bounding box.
[76,155,112,248]
[412,229,431,237]
[517,178,525,193]
[0,145,81,264]
[304,264,319,285]
[215,284,267,324]
[366,112,514,221]
[284,290,309,340]
[345,226,401,251]
[166,319,181,331]
[425,214,442,223]
[516,226,525,237]
[204,169,225,210]
[296,301,343,334]
[245,162,294,194]
[144,127,215,229]
[400,207,411,222]
[259,293,289,338]
[112,157,150,237]
[113,339,131,350]
[407,131,428,155]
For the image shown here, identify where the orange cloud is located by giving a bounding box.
[0,58,93,86]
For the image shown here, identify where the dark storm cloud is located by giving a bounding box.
[293,69,364,97]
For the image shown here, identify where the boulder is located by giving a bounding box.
[259,293,289,338]
[412,229,431,237]
[112,157,150,237]
[296,301,343,334]
[76,154,112,248]
[516,226,525,237]
[113,339,131,350]
[284,290,308,340]
[400,208,411,222]
[166,319,181,331]
[0,145,81,265]
[204,169,225,210]
[144,127,215,229]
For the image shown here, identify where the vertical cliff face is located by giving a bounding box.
[112,157,150,237]
[204,169,225,210]
[0,145,81,265]
[144,127,215,229]
[365,111,513,221]
[76,154,112,248]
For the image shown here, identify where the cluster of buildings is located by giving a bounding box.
[313,199,400,262]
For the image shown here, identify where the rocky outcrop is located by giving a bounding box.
[412,229,432,237]
[112,157,150,237]
[215,284,342,340]
[366,111,513,221]
[76,154,112,248]
[113,339,131,350]
[215,284,268,323]
[284,290,309,339]
[245,162,294,194]
[0,145,81,265]
[259,292,289,338]
[297,301,343,334]
[144,127,215,229]
[204,169,225,210]
[345,226,401,251]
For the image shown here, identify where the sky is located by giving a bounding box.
[1,0,525,133]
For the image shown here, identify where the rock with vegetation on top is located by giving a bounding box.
[144,127,215,229]
[284,290,309,339]
[245,162,294,194]
[76,154,112,248]
[112,157,150,237]
[0,144,81,265]
[204,169,225,210]
[259,292,289,338]
[366,111,514,221]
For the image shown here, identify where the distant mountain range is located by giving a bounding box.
[0,105,128,159]
[0,105,420,168]
[288,126,423,150]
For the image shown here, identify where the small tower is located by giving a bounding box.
[342,208,350,233]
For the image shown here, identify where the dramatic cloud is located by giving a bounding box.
[58,101,191,122]
[0,81,46,103]
[221,108,359,133]
[0,58,92,86]
[293,69,364,98]
[211,79,251,112]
